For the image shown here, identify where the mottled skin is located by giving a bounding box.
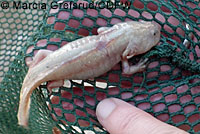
[17,21,160,127]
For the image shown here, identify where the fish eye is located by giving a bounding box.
[153,32,156,36]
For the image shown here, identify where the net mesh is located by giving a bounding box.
[0,0,200,133]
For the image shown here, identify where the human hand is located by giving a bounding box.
[96,98,189,134]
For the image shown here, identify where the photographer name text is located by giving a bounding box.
[0,1,131,10]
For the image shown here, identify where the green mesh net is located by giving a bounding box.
[0,0,200,133]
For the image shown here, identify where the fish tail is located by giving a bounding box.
[17,74,43,127]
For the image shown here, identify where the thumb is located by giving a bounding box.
[96,98,188,134]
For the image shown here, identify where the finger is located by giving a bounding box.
[96,98,188,134]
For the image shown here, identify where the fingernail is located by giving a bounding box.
[96,99,116,119]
